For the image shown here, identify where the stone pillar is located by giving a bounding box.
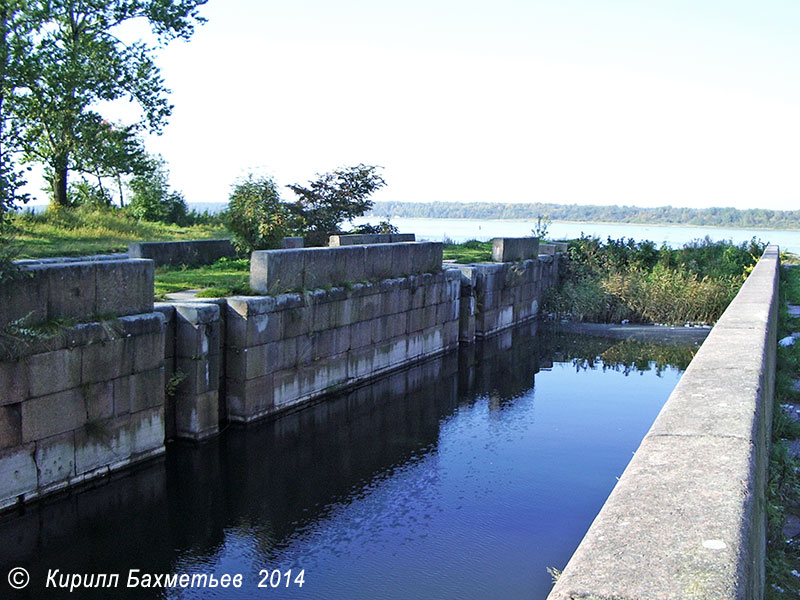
[172,303,220,441]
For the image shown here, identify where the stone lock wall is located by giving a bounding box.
[458,258,553,339]
[1,237,565,508]
[224,270,462,422]
[0,258,165,511]
[0,313,166,511]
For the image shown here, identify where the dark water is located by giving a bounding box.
[0,324,700,600]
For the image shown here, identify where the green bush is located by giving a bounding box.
[544,235,762,325]
[226,175,299,253]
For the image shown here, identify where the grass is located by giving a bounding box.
[766,265,800,599]
[154,257,251,299]
[443,239,492,263]
[6,205,227,258]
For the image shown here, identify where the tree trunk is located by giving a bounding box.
[51,156,69,206]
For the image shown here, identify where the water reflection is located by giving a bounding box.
[0,323,702,600]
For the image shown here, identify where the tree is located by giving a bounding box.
[126,154,187,224]
[286,164,386,246]
[227,175,300,253]
[72,120,150,207]
[0,0,36,221]
[9,0,206,207]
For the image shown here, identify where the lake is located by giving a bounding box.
[0,324,703,599]
[355,216,800,253]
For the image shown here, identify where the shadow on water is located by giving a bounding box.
[0,322,704,599]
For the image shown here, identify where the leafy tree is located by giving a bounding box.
[72,120,149,207]
[227,175,299,253]
[8,0,206,207]
[126,154,187,224]
[286,164,386,246]
[0,0,36,221]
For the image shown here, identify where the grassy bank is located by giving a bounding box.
[6,206,227,258]
[766,266,800,598]
[543,236,764,325]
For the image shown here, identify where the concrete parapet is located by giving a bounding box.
[328,233,415,246]
[0,258,154,329]
[547,245,780,600]
[491,237,539,262]
[250,242,443,296]
[128,239,236,267]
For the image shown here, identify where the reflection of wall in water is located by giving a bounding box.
[0,351,461,594]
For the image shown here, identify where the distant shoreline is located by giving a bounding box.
[368,214,800,233]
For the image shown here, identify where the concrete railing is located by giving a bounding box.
[548,245,780,600]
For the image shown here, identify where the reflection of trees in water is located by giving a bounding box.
[540,329,699,376]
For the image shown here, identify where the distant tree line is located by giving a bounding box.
[370,201,800,230]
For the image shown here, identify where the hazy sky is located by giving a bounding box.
[38,1,800,210]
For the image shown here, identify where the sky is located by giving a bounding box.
[27,0,800,210]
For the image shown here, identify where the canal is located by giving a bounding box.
[0,323,703,599]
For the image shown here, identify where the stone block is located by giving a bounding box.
[281,236,305,249]
[128,239,236,267]
[347,346,375,381]
[0,403,21,449]
[0,265,49,328]
[45,262,97,321]
[27,348,82,398]
[84,380,114,421]
[0,445,37,507]
[251,249,304,295]
[492,237,539,262]
[391,244,413,278]
[94,259,154,317]
[281,304,311,338]
[443,320,460,347]
[134,332,166,372]
[422,326,444,355]
[273,369,302,408]
[268,338,297,371]
[303,247,350,290]
[226,345,270,381]
[113,375,134,417]
[350,320,374,349]
[226,302,281,347]
[344,245,368,283]
[174,390,219,440]
[391,233,416,243]
[0,360,29,406]
[21,388,85,442]
[358,292,382,321]
[176,355,219,396]
[365,243,395,280]
[538,243,556,256]
[412,242,444,274]
[226,375,274,422]
[130,367,164,413]
[74,415,132,475]
[130,407,165,455]
[35,431,76,488]
[81,337,134,383]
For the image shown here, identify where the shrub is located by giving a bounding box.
[226,175,299,253]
